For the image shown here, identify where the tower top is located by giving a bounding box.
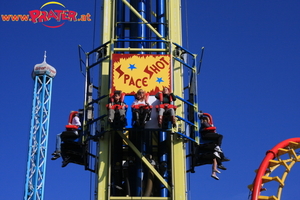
[32,51,57,78]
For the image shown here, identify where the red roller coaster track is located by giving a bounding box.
[250,138,300,200]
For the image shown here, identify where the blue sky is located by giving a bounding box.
[1,1,300,200]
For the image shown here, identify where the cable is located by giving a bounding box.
[89,141,94,200]
[184,0,189,50]
[89,1,97,200]
[89,0,98,84]
[92,0,97,51]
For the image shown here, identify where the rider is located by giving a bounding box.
[155,87,177,128]
[131,89,152,126]
[107,90,126,123]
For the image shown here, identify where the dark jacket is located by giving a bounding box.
[155,92,176,104]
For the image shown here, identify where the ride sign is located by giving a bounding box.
[112,54,171,95]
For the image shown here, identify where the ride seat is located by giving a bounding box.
[155,92,177,111]
[199,113,217,144]
[65,111,80,130]
[106,92,128,110]
[131,93,153,110]
[200,113,216,132]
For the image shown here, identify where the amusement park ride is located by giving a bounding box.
[77,1,201,199]
[248,138,300,200]
[23,1,300,200]
[24,52,56,200]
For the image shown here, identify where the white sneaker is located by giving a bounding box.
[214,146,223,153]
[211,174,219,180]
[214,152,221,159]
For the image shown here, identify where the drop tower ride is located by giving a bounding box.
[78,0,200,200]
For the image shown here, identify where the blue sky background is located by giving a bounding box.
[1,1,300,200]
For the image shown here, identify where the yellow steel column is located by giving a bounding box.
[96,0,188,199]
[169,0,187,200]
[97,0,113,200]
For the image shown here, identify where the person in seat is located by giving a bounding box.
[210,150,226,180]
[107,90,126,123]
[199,114,229,162]
[155,87,177,128]
[131,89,152,127]
[200,116,223,148]
[51,111,81,161]
[195,143,227,180]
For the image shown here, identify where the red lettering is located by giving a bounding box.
[61,10,69,20]
[144,65,154,79]
[18,15,30,21]
[135,78,148,87]
[123,74,148,87]
[79,14,86,21]
[124,74,130,84]
[37,67,46,70]
[149,64,160,74]
[156,61,165,69]
[38,11,48,22]
[54,10,63,21]
[47,10,58,21]
[29,10,41,23]
[28,9,82,23]
[1,15,11,21]
[142,77,148,87]
[136,79,141,88]
[68,11,77,21]
[129,77,135,86]
[159,57,169,65]
[10,15,19,21]
[86,13,91,21]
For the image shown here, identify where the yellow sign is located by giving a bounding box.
[112,54,171,95]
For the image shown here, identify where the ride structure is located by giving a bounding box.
[248,138,300,200]
[24,52,56,200]
[76,0,203,199]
